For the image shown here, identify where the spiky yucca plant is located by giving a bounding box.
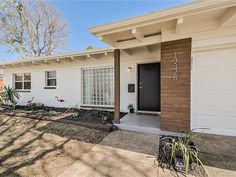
[1,86,20,109]
[162,130,204,173]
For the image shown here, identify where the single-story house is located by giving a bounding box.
[1,0,236,136]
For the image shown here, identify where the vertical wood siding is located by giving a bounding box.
[160,38,192,132]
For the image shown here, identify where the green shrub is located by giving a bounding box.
[49,109,57,116]
[26,102,45,111]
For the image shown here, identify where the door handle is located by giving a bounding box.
[139,87,143,89]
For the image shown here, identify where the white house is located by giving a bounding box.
[1,0,236,136]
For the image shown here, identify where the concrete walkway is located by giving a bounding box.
[59,131,236,177]
[100,130,159,155]
[59,142,236,177]
[59,144,158,177]
[59,130,160,177]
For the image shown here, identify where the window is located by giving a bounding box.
[45,71,56,87]
[82,67,114,106]
[13,73,31,90]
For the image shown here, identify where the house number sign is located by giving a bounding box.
[172,52,178,81]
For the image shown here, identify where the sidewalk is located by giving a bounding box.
[59,144,158,177]
[59,131,236,177]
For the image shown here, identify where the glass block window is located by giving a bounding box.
[82,67,114,106]
[45,71,56,87]
[13,73,31,90]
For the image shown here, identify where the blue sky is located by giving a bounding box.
[0,0,192,61]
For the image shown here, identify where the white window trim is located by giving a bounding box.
[45,70,57,87]
[13,73,31,91]
[81,66,114,107]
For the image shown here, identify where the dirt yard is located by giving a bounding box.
[0,114,109,177]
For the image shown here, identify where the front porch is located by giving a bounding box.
[115,113,183,136]
[113,38,191,133]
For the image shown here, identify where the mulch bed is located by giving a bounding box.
[0,107,62,119]
[65,109,126,125]
[0,108,111,144]
[157,135,208,177]
[0,107,126,133]
[37,121,109,144]
[1,106,126,124]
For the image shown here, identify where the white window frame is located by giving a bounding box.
[81,66,114,107]
[13,73,31,91]
[45,70,57,87]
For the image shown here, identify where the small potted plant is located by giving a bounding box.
[127,104,134,114]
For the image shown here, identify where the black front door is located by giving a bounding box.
[138,63,160,112]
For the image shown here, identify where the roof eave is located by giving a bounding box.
[89,0,236,36]
[0,48,114,69]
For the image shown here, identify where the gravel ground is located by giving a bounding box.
[0,114,108,177]
[37,121,109,144]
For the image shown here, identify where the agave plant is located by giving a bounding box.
[0,91,5,106]
[162,130,204,173]
[0,86,20,109]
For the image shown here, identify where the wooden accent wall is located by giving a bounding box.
[160,38,191,132]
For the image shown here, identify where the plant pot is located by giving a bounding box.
[175,157,185,168]
[129,108,134,114]
[175,141,196,164]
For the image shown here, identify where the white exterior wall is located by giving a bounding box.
[191,34,236,136]
[3,49,160,112]
[3,56,113,109]
[191,47,236,136]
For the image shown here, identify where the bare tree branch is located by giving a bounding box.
[0,0,68,59]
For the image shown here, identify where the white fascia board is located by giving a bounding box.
[0,48,114,68]
[89,1,236,36]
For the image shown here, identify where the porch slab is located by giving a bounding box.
[116,113,160,135]
[116,113,182,136]
[120,113,161,128]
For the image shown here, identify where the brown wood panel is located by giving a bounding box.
[160,38,191,132]
[114,49,120,123]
